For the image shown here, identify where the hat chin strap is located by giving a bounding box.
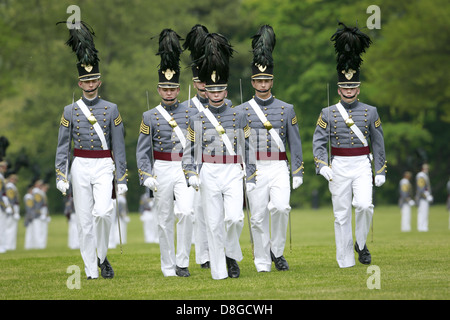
[255,88,271,93]
[82,83,101,93]
[210,98,224,104]
[338,88,357,100]
[162,97,177,103]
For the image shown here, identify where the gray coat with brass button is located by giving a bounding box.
[55,96,128,185]
[312,99,387,176]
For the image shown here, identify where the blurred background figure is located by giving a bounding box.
[415,163,433,232]
[109,193,130,248]
[64,184,79,250]
[139,191,158,244]
[398,171,414,232]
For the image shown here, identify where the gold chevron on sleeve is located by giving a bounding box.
[374,117,381,128]
[291,115,298,125]
[140,120,150,135]
[187,124,195,142]
[316,113,327,129]
[244,124,250,139]
[60,114,69,128]
[114,113,123,126]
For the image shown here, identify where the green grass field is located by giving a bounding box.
[0,205,448,301]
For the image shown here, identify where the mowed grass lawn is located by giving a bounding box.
[0,204,448,301]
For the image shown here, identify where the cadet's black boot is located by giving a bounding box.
[355,242,371,264]
[176,266,190,277]
[271,250,289,271]
[98,257,114,279]
[226,257,240,278]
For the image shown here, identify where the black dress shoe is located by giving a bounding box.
[176,266,190,277]
[355,242,371,264]
[270,250,289,271]
[97,257,114,279]
[226,257,240,278]
[200,261,210,269]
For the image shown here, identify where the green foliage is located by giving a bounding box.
[0,0,449,213]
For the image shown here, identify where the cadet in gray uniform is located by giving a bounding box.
[313,23,386,268]
[399,171,414,232]
[182,24,211,269]
[182,33,256,280]
[136,29,196,277]
[415,163,432,232]
[55,22,128,279]
[238,25,304,272]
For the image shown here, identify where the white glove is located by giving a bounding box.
[117,184,128,195]
[426,195,434,203]
[374,175,385,187]
[189,176,201,189]
[57,180,69,194]
[144,177,159,192]
[246,182,256,193]
[292,176,303,189]
[408,199,415,206]
[319,166,333,182]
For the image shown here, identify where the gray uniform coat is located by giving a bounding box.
[313,99,386,176]
[55,96,128,185]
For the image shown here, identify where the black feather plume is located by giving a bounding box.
[197,33,234,84]
[330,22,372,72]
[58,21,100,67]
[156,29,183,73]
[183,24,209,62]
[251,24,276,68]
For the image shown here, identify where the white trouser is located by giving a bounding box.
[329,155,374,268]
[153,160,195,276]
[401,203,412,232]
[71,156,115,279]
[200,163,244,280]
[247,160,291,272]
[141,210,159,243]
[193,189,209,265]
[417,199,429,232]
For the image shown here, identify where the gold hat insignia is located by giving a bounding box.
[211,71,218,83]
[81,64,93,72]
[342,68,356,80]
[256,64,267,72]
[163,69,175,80]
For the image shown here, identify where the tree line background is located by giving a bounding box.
[1,0,448,213]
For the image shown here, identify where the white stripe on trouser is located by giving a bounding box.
[329,155,374,268]
[247,160,291,272]
[71,157,115,278]
[200,163,244,280]
[417,199,429,232]
[153,160,194,276]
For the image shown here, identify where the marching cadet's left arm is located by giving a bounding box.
[286,106,304,178]
[55,105,72,185]
[182,118,198,183]
[110,105,128,186]
[241,115,256,184]
[369,107,387,177]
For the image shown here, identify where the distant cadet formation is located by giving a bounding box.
[0,20,442,280]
